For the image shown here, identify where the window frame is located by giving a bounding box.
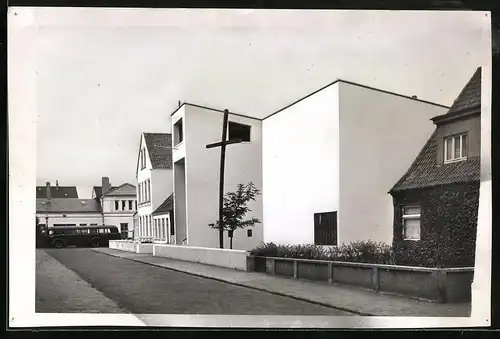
[401,205,421,241]
[444,133,468,164]
[228,121,251,142]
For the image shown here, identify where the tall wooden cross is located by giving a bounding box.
[206,109,243,248]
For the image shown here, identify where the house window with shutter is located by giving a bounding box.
[115,200,119,211]
[314,212,337,245]
[402,205,421,241]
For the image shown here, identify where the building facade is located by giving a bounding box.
[171,79,450,250]
[92,176,137,239]
[172,104,263,250]
[389,67,481,268]
[151,193,174,243]
[36,182,102,228]
[136,132,174,242]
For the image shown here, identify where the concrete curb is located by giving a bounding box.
[92,249,368,316]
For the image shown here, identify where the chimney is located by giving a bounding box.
[56,180,59,190]
[102,177,111,196]
[412,95,418,99]
[46,181,51,200]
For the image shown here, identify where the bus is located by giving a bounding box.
[39,225,121,249]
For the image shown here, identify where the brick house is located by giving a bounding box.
[389,67,481,268]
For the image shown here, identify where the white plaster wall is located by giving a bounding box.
[172,106,186,163]
[37,213,103,228]
[337,82,448,245]
[103,214,134,236]
[153,243,249,270]
[183,105,264,250]
[151,170,173,211]
[262,84,339,245]
[104,196,137,213]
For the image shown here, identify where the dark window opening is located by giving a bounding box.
[174,119,184,145]
[314,212,337,246]
[122,200,126,210]
[228,121,251,142]
[247,229,253,237]
[129,200,133,210]
[115,201,119,210]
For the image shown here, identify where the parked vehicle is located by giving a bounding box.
[41,225,121,249]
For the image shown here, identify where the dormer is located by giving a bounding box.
[431,67,481,166]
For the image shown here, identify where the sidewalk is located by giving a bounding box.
[93,248,471,317]
[36,249,127,313]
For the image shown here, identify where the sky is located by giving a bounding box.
[32,9,489,198]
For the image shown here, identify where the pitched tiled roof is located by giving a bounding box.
[143,133,173,169]
[93,186,117,199]
[390,67,482,193]
[36,198,102,213]
[104,183,137,196]
[390,131,480,193]
[442,67,481,116]
[152,193,174,216]
[36,186,78,198]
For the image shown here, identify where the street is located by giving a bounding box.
[36,248,351,315]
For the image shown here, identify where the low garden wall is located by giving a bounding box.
[136,243,154,254]
[153,244,251,271]
[249,256,474,303]
[109,240,137,253]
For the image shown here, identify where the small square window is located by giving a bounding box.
[228,121,251,142]
[247,229,253,237]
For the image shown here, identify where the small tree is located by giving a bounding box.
[209,182,261,249]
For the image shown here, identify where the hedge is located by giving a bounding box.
[250,240,395,265]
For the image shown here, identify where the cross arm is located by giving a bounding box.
[206,138,243,149]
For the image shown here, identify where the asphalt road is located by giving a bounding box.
[41,248,351,315]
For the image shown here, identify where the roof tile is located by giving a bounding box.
[143,133,173,169]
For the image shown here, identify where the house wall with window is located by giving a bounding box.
[338,81,447,245]
[389,67,482,268]
[172,104,263,250]
[391,183,479,267]
[136,132,174,242]
[37,212,103,228]
[262,83,340,245]
[137,133,155,241]
[435,115,481,164]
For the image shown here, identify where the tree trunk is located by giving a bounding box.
[230,236,233,249]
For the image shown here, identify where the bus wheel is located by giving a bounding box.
[53,240,65,249]
[91,238,101,248]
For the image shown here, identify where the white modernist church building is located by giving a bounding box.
[168,79,449,250]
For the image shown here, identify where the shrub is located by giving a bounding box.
[250,240,394,265]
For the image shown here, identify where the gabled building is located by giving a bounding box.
[389,67,481,268]
[136,132,174,242]
[92,176,137,239]
[36,180,78,198]
[36,182,102,228]
[170,79,450,250]
[151,193,175,243]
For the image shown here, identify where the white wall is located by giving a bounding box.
[182,104,264,250]
[151,170,173,211]
[337,82,448,245]
[37,213,103,228]
[262,84,340,245]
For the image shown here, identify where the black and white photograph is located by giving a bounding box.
[8,7,492,328]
